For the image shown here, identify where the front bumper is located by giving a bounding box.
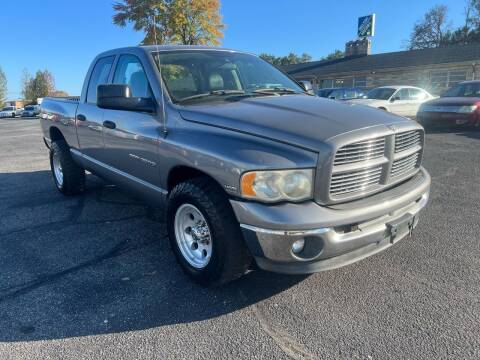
[418,112,479,127]
[231,167,430,274]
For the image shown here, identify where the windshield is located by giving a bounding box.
[25,106,35,110]
[366,88,396,100]
[2,106,14,111]
[442,82,480,97]
[152,50,305,103]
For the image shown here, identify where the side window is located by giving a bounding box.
[113,54,152,98]
[409,88,426,100]
[396,88,410,100]
[86,56,115,104]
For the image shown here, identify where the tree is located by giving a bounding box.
[23,70,56,103]
[113,0,224,45]
[259,52,313,66]
[0,67,6,108]
[321,50,344,61]
[51,90,69,97]
[408,5,451,49]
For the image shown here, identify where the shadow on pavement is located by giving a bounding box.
[0,170,307,342]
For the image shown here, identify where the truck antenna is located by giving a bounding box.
[153,13,168,136]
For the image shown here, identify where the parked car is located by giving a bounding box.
[0,106,17,118]
[22,105,40,117]
[348,86,435,117]
[417,80,480,129]
[317,87,365,100]
[40,46,430,286]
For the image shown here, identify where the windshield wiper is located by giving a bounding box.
[179,90,246,103]
[252,87,301,95]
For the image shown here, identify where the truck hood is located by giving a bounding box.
[178,95,410,151]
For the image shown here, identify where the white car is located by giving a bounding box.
[348,86,435,117]
[0,106,17,118]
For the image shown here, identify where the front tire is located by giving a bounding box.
[167,178,251,286]
[50,140,85,195]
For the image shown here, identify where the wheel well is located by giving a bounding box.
[378,107,387,111]
[49,126,65,142]
[167,166,220,191]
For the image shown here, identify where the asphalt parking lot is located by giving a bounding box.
[0,117,479,360]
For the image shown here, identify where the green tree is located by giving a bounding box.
[408,5,451,49]
[23,70,56,103]
[0,67,6,108]
[259,52,313,66]
[113,0,224,45]
[321,50,344,61]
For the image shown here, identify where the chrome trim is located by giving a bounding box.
[240,224,331,236]
[70,149,168,195]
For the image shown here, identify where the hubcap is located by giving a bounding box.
[52,151,64,187]
[174,204,212,269]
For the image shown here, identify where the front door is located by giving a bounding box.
[101,54,161,187]
[76,55,115,160]
[388,88,410,116]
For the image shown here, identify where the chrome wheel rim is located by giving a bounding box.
[174,203,212,269]
[52,151,64,187]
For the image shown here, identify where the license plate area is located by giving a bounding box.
[386,213,416,243]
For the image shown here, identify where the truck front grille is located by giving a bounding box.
[391,152,420,178]
[327,129,424,201]
[330,165,382,195]
[334,137,385,165]
[394,130,421,152]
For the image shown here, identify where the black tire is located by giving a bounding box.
[167,178,251,286]
[50,140,85,195]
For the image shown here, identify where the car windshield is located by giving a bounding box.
[366,88,396,100]
[152,50,305,103]
[442,82,480,97]
[25,106,34,110]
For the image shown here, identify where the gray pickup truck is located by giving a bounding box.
[40,46,430,286]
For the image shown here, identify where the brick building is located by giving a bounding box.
[284,43,480,95]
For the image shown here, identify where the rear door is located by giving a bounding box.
[76,55,115,160]
[101,54,161,187]
[388,88,410,116]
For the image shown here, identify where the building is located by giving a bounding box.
[284,43,480,95]
[5,99,25,108]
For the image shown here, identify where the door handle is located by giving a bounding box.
[103,120,116,129]
[76,114,86,121]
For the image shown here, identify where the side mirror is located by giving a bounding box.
[298,80,314,95]
[390,96,400,103]
[97,84,156,113]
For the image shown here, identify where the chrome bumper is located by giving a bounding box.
[231,168,430,274]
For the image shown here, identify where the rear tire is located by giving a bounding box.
[167,178,251,286]
[50,140,85,195]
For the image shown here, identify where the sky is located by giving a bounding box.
[0,0,468,99]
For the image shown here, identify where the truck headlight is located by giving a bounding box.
[240,169,314,202]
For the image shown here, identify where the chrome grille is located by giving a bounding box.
[334,137,385,165]
[330,166,382,196]
[391,152,420,178]
[395,130,421,153]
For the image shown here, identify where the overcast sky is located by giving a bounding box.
[0,0,468,98]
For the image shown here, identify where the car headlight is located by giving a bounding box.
[458,105,477,113]
[240,169,314,202]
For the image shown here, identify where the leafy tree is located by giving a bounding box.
[113,0,224,45]
[408,5,451,49]
[23,70,56,103]
[0,67,6,108]
[51,90,69,97]
[321,50,344,61]
[259,52,312,66]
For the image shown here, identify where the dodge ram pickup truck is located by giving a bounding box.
[40,46,430,286]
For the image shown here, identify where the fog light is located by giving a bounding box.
[291,239,305,254]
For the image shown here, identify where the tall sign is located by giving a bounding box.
[358,14,375,38]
